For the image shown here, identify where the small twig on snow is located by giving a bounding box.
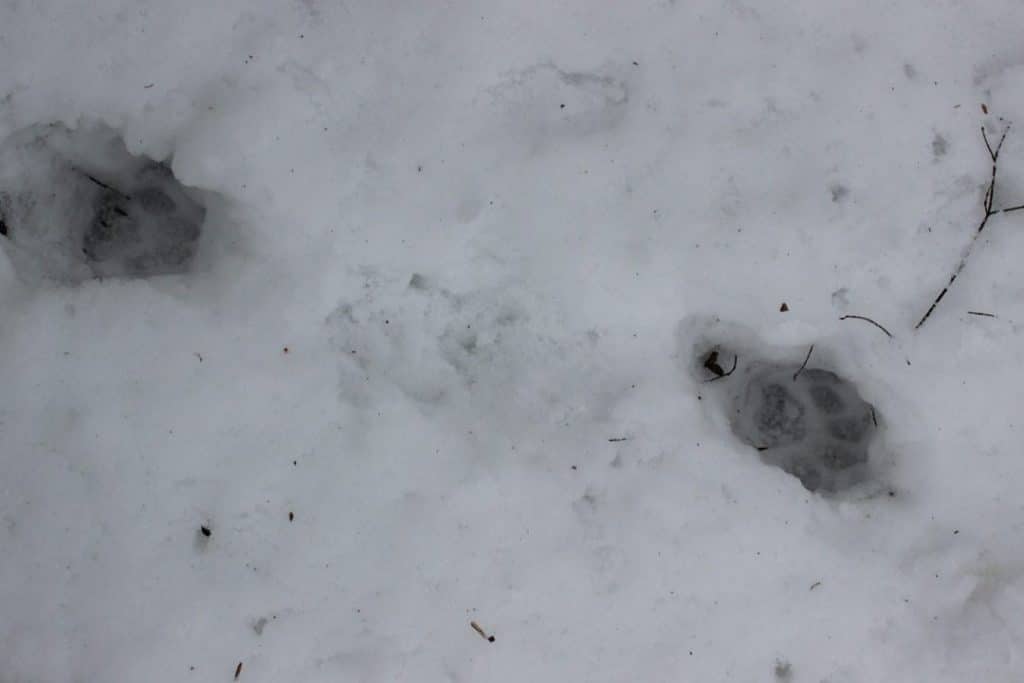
[703,350,738,383]
[703,350,724,376]
[471,621,496,643]
[839,314,894,339]
[77,171,130,200]
[793,345,814,381]
[966,310,997,318]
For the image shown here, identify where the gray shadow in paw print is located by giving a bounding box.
[732,365,876,492]
[0,122,208,284]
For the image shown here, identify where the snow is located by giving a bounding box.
[2,1,1024,680]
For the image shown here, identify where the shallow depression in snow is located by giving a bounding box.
[730,363,876,492]
[0,122,207,283]
[685,315,881,494]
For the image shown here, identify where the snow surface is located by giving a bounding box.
[3,1,1024,681]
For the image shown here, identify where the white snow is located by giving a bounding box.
[2,1,1024,681]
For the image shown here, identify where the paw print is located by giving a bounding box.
[733,366,875,492]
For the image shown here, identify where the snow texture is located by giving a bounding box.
[3,1,1024,682]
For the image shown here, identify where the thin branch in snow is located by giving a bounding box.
[916,123,1024,329]
[982,125,995,159]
